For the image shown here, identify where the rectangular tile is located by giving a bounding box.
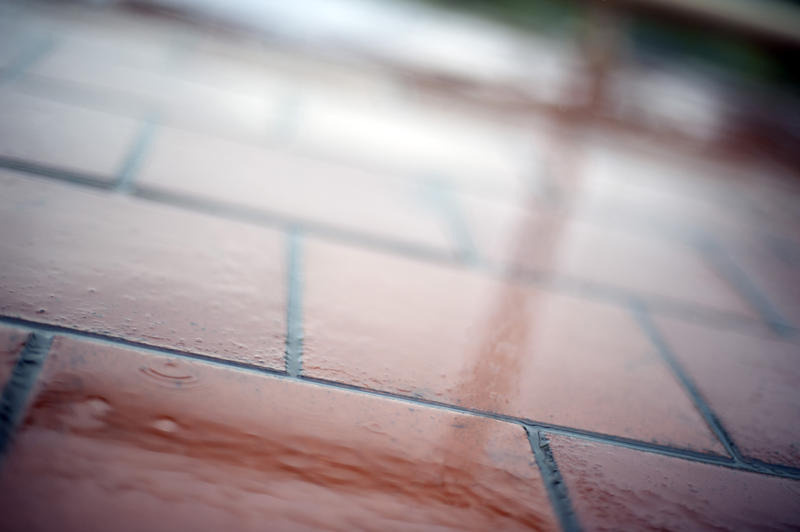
[302,238,724,454]
[459,195,754,317]
[549,433,800,530]
[136,126,454,254]
[655,317,800,467]
[0,171,286,369]
[0,88,141,179]
[0,335,559,531]
[0,324,29,388]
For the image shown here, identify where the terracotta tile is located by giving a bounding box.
[549,433,800,531]
[303,238,724,453]
[0,171,285,369]
[0,88,141,179]
[0,324,29,388]
[137,126,453,253]
[655,317,800,467]
[0,335,559,531]
[460,195,754,317]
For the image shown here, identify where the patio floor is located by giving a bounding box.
[0,1,799,530]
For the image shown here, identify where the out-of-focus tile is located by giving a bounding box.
[655,317,800,467]
[550,433,800,531]
[0,324,29,389]
[137,126,453,253]
[718,235,800,330]
[292,92,535,192]
[303,238,724,453]
[460,195,754,317]
[0,335,559,531]
[0,88,141,179]
[30,40,286,142]
[0,171,285,369]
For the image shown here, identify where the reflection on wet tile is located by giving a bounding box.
[0,336,559,531]
[550,434,800,531]
[0,88,141,179]
[136,126,453,253]
[303,238,724,454]
[655,317,800,467]
[459,194,754,317]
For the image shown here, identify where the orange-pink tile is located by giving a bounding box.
[303,238,724,453]
[550,434,800,530]
[136,126,453,253]
[655,317,800,466]
[459,195,754,317]
[0,171,285,368]
[0,335,559,531]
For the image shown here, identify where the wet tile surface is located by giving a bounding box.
[459,195,754,317]
[0,171,285,368]
[0,335,559,532]
[303,238,724,454]
[136,126,453,253]
[0,324,29,388]
[550,433,800,531]
[0,88,142,179]
[655,317,800,467]
[1,1,800,529]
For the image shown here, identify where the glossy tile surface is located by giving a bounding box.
[0,88,141,179]
[1,1,800,529]
[0,336,559,531]
[655,317,800,467]
[136,126,453,253]
[550,434,800,531]
[0,171,285,368]
[303,238,724,453]
[459,195,754,317]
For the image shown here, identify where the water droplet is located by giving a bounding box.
[152,417,179,433]
[140,359,200,388]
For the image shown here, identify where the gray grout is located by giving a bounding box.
[114,115,160,194]
[0,332,53,462]
[0,34,55,85]
[284,228,305,377]
[630,298,744,462]
[1,315,798,481]
[693,232,794,337]
[1,157,794,346]
[526,427,582,532]
[424,177,482,265]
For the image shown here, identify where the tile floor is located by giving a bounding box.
[0,2,799,530]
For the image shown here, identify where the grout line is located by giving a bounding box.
[0,332,53,462]
[694,233,794,337]
[3,314,799,480]
[526,427,582,532]
[2,158,798,345]
[0,157,112,190]
[630,299,744,462]
[284,228,304,377]
[0,34,55,85]
[424,178,482,265]
[114,115,160,194]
